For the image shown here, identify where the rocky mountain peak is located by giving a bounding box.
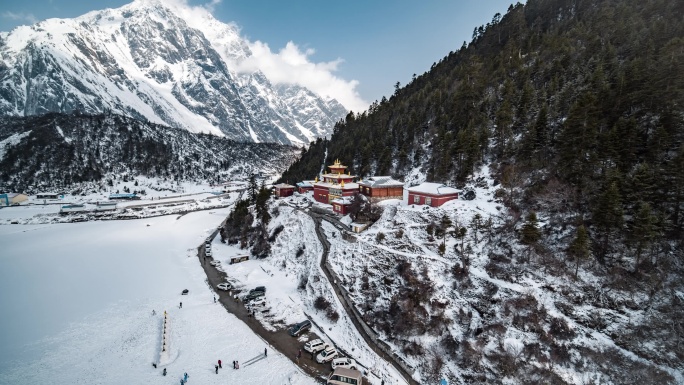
[0,1,347,145]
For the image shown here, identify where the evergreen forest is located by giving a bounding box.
[281,0,684,261]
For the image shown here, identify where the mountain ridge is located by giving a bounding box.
[0,112,298,191]
[0,0,348,145]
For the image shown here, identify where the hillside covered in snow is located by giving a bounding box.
[0,112,298,191]
[225,168,683,384]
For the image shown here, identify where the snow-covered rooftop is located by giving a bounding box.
[313,181,359,190]
[358,176,404,188]
[273,183,295,189]
[331,197,353,205]
[296,181,314,188]
[406,182,458,195]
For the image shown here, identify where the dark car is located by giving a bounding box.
[244,290,265,301]
[288,320,312,337]
[252,286,266,293]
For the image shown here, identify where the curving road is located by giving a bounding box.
[306,210,418,385]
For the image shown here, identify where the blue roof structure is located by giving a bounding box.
[109,193,138,200]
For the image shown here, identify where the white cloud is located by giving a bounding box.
[2,11,37,25]
[203,0,222,13]
[154,0,368,112]
[233,41,367,112]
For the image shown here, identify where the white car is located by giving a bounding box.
[209,260,221,266]
[316,346,339,363]
[247,296,266,307]
[331,357,357,370]
[205,248,212,257]
[304,339,330,354]
[216,282,231,291]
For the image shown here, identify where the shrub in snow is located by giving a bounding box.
[314,296,331,311]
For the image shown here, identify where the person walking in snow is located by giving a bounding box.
[180,379,185,385]
[218,359,222,369]
[162,368,167,376]
[152,310,156,315]
[213,296,216,303]
[215,365,219,374]
[264,347,267,357]
[179,302,182,309]
[184,372,188,381]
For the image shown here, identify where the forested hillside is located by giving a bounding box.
[277,2,684,382]
[282,0,684,252]
[0,112,297,191]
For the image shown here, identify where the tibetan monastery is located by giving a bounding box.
[313,159,359,204]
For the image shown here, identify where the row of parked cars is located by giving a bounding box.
[297,335,358,370]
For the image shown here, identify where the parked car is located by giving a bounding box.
[316,346,339,363]
[244,290,265,301]
[331,357,357,370]
[216,282,231,291]
[247,296,266,307]
[304,339,330,354]
[205,248,212,257]
[288,320,312,337]
[209,260,221,266]
[251,286,266,293]
[181,289,189,295]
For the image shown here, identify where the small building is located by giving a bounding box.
[273,183,295,198]
[60,204,86,214]
[109,193,140,200]
[351,222,369,233]
[331,196,353,215]
[313,159,359,204]
[327,367,363,385]
[296,181,314,194]
[407,182,459,207]
[0,193,28,206]
[358,176,404,201]
[95,201,118,211]
[36,192,60,199]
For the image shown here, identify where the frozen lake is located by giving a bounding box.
[0,211,315,385]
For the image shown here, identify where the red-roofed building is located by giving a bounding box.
[358,176,404,201]
[407,182,458,207]
[274,183,295,198]
[331,197,353,215]
[296,181,314,194]
[313,159,359,204]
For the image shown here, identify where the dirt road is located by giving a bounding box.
[198,248,329,383]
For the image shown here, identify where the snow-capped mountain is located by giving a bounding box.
[0,0,347,145]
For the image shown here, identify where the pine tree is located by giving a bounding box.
[248,174,258,204]
[470,213,483,244]
[630,201,656,272]
[593,180,624,260]
[568,225,590,279]
[520,212,541,262]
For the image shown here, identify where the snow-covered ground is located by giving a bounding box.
[211,206,409,385]
[0,209,315,385]
[0,178,244,225]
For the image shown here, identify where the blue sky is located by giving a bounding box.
[1,0,519,111]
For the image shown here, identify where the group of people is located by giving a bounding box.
[215,359,241,373]
[161,348,269,378]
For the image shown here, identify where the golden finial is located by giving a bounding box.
[314,176,318,183]
[341,180,345,187]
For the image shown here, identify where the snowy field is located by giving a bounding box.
[0,210,315,385]
[0,178,246,225]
